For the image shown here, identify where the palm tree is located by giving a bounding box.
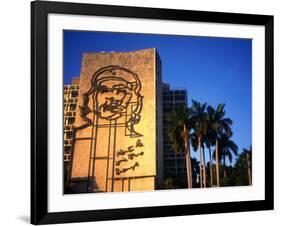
[205,109,217,187]
[204,130,215,187]
[216,132,238,178]
[207,104,232,187]
[191,100,208,188]
[166,105,193,188]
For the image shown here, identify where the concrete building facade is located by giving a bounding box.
[68,48,163,193]
[63,77,80,184]
[162,83,187,183]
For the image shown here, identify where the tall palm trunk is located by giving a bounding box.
[223,156,227,178]
[184,139,192,188]
[184,148,191,188]
[199,137,203,188]
[215,139,220,187]
[208,147,213,187]
[183,124,192,188]
[188,149,193,187]
[185,150,192,188]
[202,147,207,188]
[246,152,252,185]
[187,138,193,188]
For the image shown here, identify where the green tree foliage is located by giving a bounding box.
[231,147,252,186]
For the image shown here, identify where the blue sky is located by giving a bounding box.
[64,30,252,165]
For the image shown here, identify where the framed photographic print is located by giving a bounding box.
[31,0,274,224]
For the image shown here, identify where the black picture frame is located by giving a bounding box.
[31,0,274,224]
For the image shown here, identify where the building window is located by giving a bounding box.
[71,90,78,97]
[69,103,77,111]
[65,131,73,139]
[68,117,75,125]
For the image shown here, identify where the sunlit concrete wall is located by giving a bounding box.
[70,48,163,192]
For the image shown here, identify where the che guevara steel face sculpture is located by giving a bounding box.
[79,65,143,138]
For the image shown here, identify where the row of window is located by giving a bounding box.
[64,90,79,98]
[64,111,76,117]
[64,85,79,90]
[163,102,186,107]
[163,171,187,179]
[164,153,185,158]
[64,98,78,103]
[64,125,73,130]
[163,95,186,101]
[163,91,186,96]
